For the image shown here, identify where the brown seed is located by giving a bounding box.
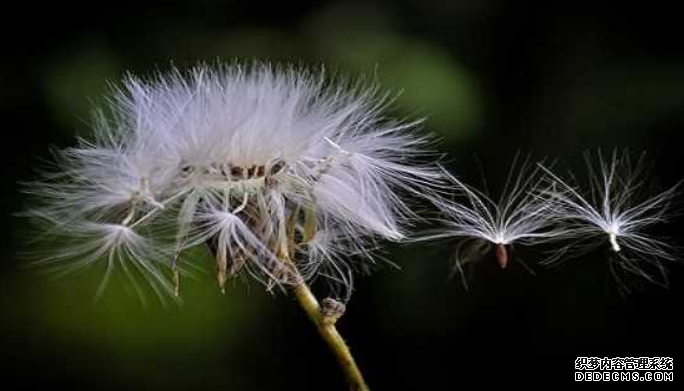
[495,243,508,269]
[256,165,265,177]
[231,166,244,177]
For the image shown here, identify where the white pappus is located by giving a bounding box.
[424,156,563,282]
[539,150,680,287]
[24,62,444,301]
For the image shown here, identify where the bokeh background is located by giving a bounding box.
[2,1,683,389]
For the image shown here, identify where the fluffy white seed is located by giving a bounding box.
[540,150,680,287]
[425,156,564,274]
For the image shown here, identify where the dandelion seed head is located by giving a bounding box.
[24,62,443,300]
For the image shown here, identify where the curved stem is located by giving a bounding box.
[278,204,369,390]
[292,281,371,391]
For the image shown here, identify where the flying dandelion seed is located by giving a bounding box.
[22,62,446,391]
[424,155,563,285]
[539,150,680,288]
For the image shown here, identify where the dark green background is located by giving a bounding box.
[2,1,683,389]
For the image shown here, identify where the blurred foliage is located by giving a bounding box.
[558,62,684,138]
[3,1,684,389]
[41,47,124,137]
[1,243,268,389]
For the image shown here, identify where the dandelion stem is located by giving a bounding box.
[292,280,371,391]
[278,202,369,390]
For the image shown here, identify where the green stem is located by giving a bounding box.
[279,204,369,390]
[292,281,370,391]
